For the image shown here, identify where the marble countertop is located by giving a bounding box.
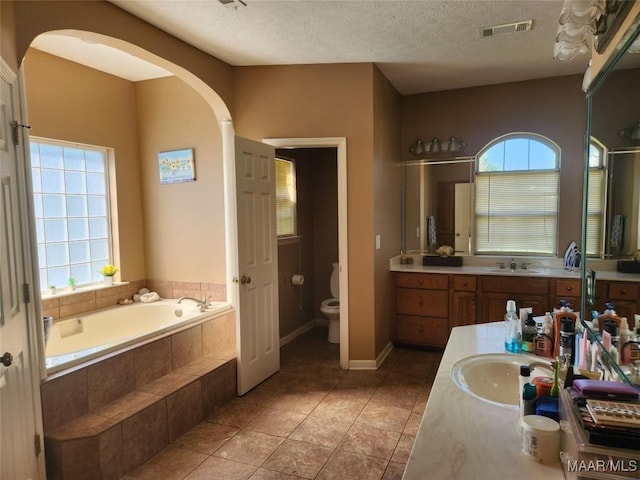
[403,322,565,480]
[390,261,640,282]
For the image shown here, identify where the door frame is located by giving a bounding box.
[262,137,349,369]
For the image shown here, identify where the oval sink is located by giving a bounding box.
[451,353,552,408]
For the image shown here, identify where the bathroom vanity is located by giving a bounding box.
[403,322,564,479]
[391,262,640,349]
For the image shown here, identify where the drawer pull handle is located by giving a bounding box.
[621,289,627,295]
[418,279,424,285]
[462,281,467,286]
[566,286,573,291]
[418,327,424,333]
[418,298,424,306]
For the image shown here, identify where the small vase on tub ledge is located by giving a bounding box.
[100,264,118,286]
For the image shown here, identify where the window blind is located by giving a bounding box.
[475,170,559,254]
[586,168,604,256]
[275,158,296,236]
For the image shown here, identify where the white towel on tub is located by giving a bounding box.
[139,292,160,303]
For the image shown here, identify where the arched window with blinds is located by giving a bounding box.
[475,133,560,255]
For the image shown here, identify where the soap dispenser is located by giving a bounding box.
[505,300,521,352]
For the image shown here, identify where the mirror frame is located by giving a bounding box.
[581,11,640,387]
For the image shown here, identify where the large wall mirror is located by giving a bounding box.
[401,157,475,254]
[582,11,640,387]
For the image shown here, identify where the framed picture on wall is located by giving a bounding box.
[158,148,196,184]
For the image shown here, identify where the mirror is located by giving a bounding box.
[604,148,640,257]
[401,158,475,254]
[582,11,640,387]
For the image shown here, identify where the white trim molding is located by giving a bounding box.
[349,342,394,370]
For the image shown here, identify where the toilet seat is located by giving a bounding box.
[320,297,340,311]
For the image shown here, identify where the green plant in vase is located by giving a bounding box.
[68,277,77,291]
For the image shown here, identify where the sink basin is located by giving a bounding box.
[451,354,552,408]
[487,269,541,274]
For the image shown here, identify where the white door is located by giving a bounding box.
[0,62,45,479]
[234,136,279,395]
[454,183,471,253]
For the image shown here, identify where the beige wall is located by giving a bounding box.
[23,48,146,281]
[235,63,379,360]
[1,0,18,71]
[373,67,402,356]
[401,75,587,255]
[135,76,226,283]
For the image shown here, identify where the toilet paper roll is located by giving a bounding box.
[291,274,305,286]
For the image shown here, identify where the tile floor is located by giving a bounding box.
[121,327,442,480]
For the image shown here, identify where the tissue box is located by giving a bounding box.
[422,255,463,267]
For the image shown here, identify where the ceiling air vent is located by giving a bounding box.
[481,20,533,38]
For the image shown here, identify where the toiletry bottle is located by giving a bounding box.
[550,358,560,397]
[521,313,537,353]
[602,319,620,348]
[559,317,575,365]
[521,383,537,417]
[604,302,616,316]
[504,300,521,353]
[621,332,640,365]
[519,365,531,399]
[534,315,554,357]
[620,317,629,345]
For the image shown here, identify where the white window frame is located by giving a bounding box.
[30,137,115,292]
[474,133,560,256]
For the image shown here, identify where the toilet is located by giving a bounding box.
[320,262,340,343]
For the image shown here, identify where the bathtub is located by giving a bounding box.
[45,299,232,374]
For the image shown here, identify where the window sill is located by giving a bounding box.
[278,235,302,246]
[41,281,129,299]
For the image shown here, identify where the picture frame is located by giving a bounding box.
[158,148,196,184]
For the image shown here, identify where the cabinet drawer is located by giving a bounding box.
[480,276,549,295]
[608,282,638,301]
[396,289,448,317]
[396,273,448,290]
[452,275,476,291]
[396,315,449,347]
[555,279,580,296]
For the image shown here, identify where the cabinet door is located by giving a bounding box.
[482,293,549,323]
[396,288,448,317]
[451,291,476,328]
[396,315,449,348]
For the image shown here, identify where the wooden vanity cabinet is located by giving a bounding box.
[478,276,550,323]
[394,273,449,348]
[450,275,477,328]
[552,278,581,311]
[607,282,639,328]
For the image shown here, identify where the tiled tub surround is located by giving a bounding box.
[41,308,237,480]
[41,279,227,321]
[45,300,232,374]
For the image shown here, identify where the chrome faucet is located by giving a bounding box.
[177,296,208,312]
[509,258,517,270]
[521,262,531,270]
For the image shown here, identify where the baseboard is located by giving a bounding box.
[279,320,317,346]
[349,341,394,370]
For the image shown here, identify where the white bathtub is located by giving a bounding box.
[45,299,232,373]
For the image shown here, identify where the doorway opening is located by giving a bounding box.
[264,138,349,369]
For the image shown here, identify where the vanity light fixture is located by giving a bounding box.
[618,121,640,144]
[218,0,247,9]
[409,137,466,155]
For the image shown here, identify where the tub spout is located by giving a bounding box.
[177,296,208,312]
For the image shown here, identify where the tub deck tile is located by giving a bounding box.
[137,371,199,397]
[92,390,164,421]
[175,355,229,376]
[47,414,120,441]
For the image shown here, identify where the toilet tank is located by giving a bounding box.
[330,262,339,298]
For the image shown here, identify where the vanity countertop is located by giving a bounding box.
[390,262,640,282]
[403,322,564,480]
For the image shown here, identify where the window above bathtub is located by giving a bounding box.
[30,137,116,292]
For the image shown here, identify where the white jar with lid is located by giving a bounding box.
[520,415,560,464]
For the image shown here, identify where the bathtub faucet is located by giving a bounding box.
[177,296,209,312]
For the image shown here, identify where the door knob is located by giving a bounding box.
[240,275,252,285]
[1,352,13,367]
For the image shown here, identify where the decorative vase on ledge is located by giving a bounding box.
[103,276,114,286]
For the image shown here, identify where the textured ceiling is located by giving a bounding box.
[38,0,592,95]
